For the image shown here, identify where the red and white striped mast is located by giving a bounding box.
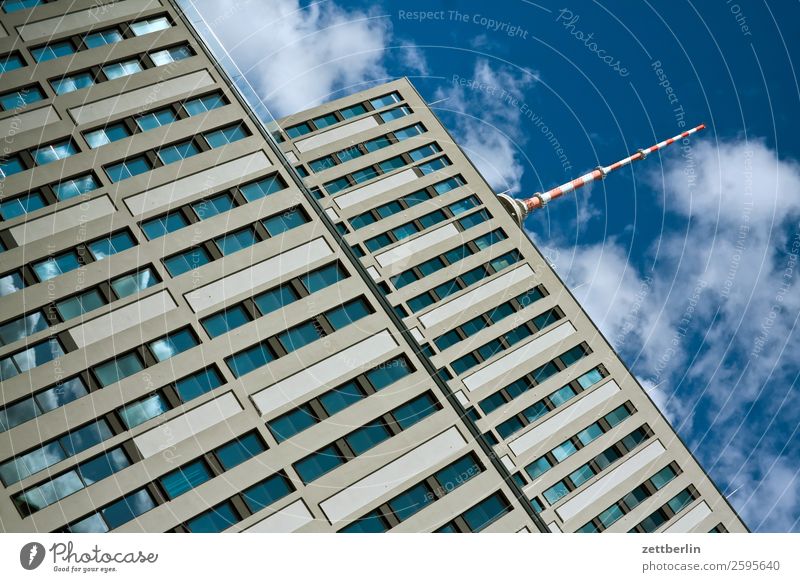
[498,124,706,225]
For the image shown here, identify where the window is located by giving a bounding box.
[157,139,199,164]
[340,103,367,118]
[31,139,78,165]
[294,445,345,483]
[300,263,346,293]
[278,321,323,353]
[183,93,225,116]
[141,212,188,240]
[0,52,25,73]
[93,352,144,387]
[319,382,364,416]
[392,393,437,429]
[84,28,123,48]
[101,489,156,530]
[55,289,106,321]
[192,193,234,220]
[204,124,248,148]
[461,493,510,532]
[309,155,335,173]
[0,271,25,297]
[242,473,293,513]
[0,191,46,220]
[0,85,45,109]
[202,305,251,338]
[0,312,48,346]
[32,250,81,281]
[262,207,309,236]
[84,122,131,148]
[110,267,159,298]
[267,405,317,443]
[0,154,25,178]
[394,123,425,140]
[31,40,75,62]
[2,0,45,13]
[225,342,275,378]
[159,459,212,499]
[370,92,401,108]
[51,72,94,95]
[313,113,338,128]
[174,367,223,402]
[186,502,237,533]
[543,481,570,505]
[341,512,390,533]
[102,59,143,80]
[352,166,379,184]
[525,457,552,480]
[164,247,211,276]
[323,176,350,194]
[87,231,135,260]
[150,45,192,66]
[130,16,171,36]
[53,174,99,200]
[285,122,311,138]
[239,174,287,202]
[215,432,266,470]
[136,107,177,131]
[119,393,169,429]
[345,421,391,455]
[380,106,411,122]
[214,227,258,255]
[253,285,298,315]
[105,155,153,182]
[325,298,371,330]
[147,328,198,362]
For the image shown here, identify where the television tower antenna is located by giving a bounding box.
[498,124,706,225]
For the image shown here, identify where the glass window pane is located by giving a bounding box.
[0,191,46,220]
[325,299,370,330]
[31,40,75,62]
[570,464,596,488]
[0,312,48,346]
[119,393,169,429]
[174,368,223,402]
[56,289,106,321]
[340,103,366,119]
[35,377,89,413]
[160,459,212,499]
[83,28,123,48]
[319,382,363,415]
[650,466,677,490]
[150,45,192,66]
[0,397,39,432]
[15,471,83,514]
[0,154,25,177]
[136,108,177,131]
[130,16,171,36]
[0,53,25,73]
[148,329,197,362]
[294,446,344,483]
[101,489,155,529]
[110,268,159,298]
[186,502,237,533]
[268,405,317,442]
[157,140,199,164]
[392,394,436,430]
[370,93,401,108]
[598,504,624,528]
[215,433,266,470]
[192,193,234,220]
[345,421,390,455]
[543,481,570,505]
[434,455,481,491]
[93,353,143,387]
[389,482,433,522]
[59,420,112,457]
[577,423,603,446]
[164,248,211,277]
[214,228,257,255]
[605,405,632,427]
[53,174,98,200]
[242,474,293,512]
[278,321,323,353]
[202,306,251,338]
[32,140,77,165]
[551,440,578,462]
[226,342,274,377]
[78,448,130,486]
[240,175,286,201]
[69,513,109,533]
[300,263,345,293]
[103,59,142,80]
[184,93,225,116]
[365,357,412,390]
[52,72,94,95]
[285,123,310,138]
[463,494,508,532]
[262,208,308,236]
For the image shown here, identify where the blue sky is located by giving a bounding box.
[187,0,800,532]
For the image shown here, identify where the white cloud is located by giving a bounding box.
[537,137,800,530]
[433,60,537,193]
[190,0,406,116]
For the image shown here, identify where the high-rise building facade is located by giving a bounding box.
[0,0,744,534]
